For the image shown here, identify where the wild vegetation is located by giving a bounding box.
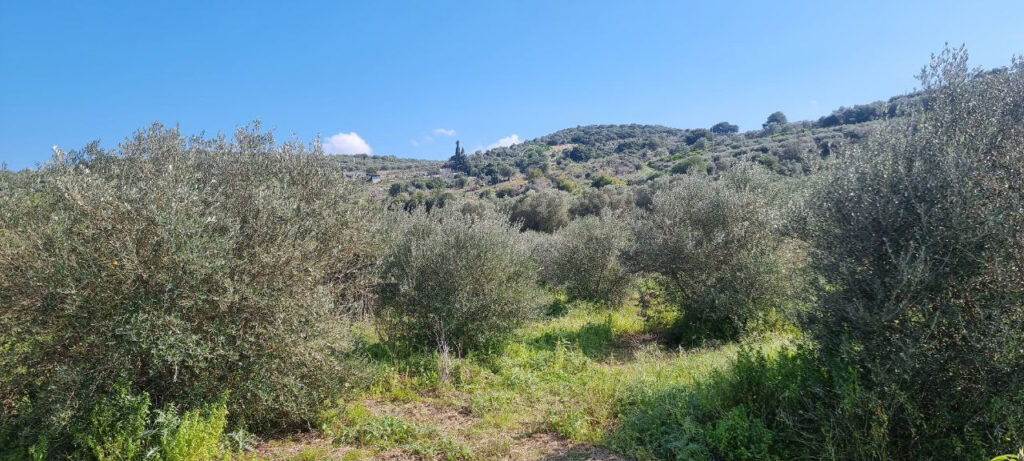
[1,47,1021,460]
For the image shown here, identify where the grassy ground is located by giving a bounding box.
[254,302,790,460]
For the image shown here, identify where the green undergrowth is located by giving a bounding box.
[321,403,472,460]
[321,300,793,459]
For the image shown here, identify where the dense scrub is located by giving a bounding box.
[0,124,377,456]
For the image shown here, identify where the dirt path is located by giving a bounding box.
[254,395,627,460]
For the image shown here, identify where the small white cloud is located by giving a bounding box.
[487,134,520,150]
[433,128,457,136]
[323,132,372,155]
[410,139,420,147]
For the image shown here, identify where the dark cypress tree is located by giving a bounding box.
[448,140,470,173]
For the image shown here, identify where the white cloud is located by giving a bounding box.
[323,132,372,155]
[487,134,520,150]
[410,139,420,147]
[433,128,457,136]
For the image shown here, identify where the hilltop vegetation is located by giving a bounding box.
[1,47,1022,460]
[382,75,943,216]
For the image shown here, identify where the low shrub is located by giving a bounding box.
[509,190,570,233]
[568,185,635,217]
[671,155,708,175]
[589,173,624,188]
[376,207,545,378]
[20,383,230,460]
[537,215,633,305]
[624,167,802,344]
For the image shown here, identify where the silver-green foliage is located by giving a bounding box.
[376,207,545,356]
[537,215,632,305]
[509,190,570,233]
[803,47,1024,455]
[0,123,377,453]
[624,167,796,341]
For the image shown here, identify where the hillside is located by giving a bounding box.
[375,88,934,212]
[455,88,935,181]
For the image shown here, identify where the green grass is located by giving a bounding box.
[305,300,792,459]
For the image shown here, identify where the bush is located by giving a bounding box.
[153,401,229,461]
[509,190,570,233]
[755,153,778,170]
[565,145,602,162]
[27,383,229,460]
[82,384,151,460]
[710,121,739,135]
[763,111,788,128]
[376,207,545,374]
[589,173,624,188]
[624,168,799,343]
[569,185,635,217]
[553,175,577,192]
[537,215,633,305]
[671,155,708,175]
[0,123,376,454]
[802,47,1024,457]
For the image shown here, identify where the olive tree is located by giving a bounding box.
[569,185,635,217]
[537,215,633,305]
[710,121,739,135]
[624,168,796,342]
[0,124,377,454]
[803,47,1024,456]
[376,207,544,379]
[509,189,570,233]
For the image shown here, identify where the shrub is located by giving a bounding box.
[566,145,602,162]
[569,185,635,217]
[706,406,773,460]
[684,129,714,145]
[35,383,229,460]
[671,155,709,175]
[802,47,1024,457]
[624,168,798,343]
[553,175,577,192]
[0,123,376,454]
[509,190,570,233]
[376,207,544,377]
[82,384,151,461]
[153,402,229,461]
[710,121,739,135]
[755,153,778,170]
[537,215,633,305]
[763,111,788,128]
[589,173,624,188]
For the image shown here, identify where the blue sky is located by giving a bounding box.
[1,1,1022,169]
